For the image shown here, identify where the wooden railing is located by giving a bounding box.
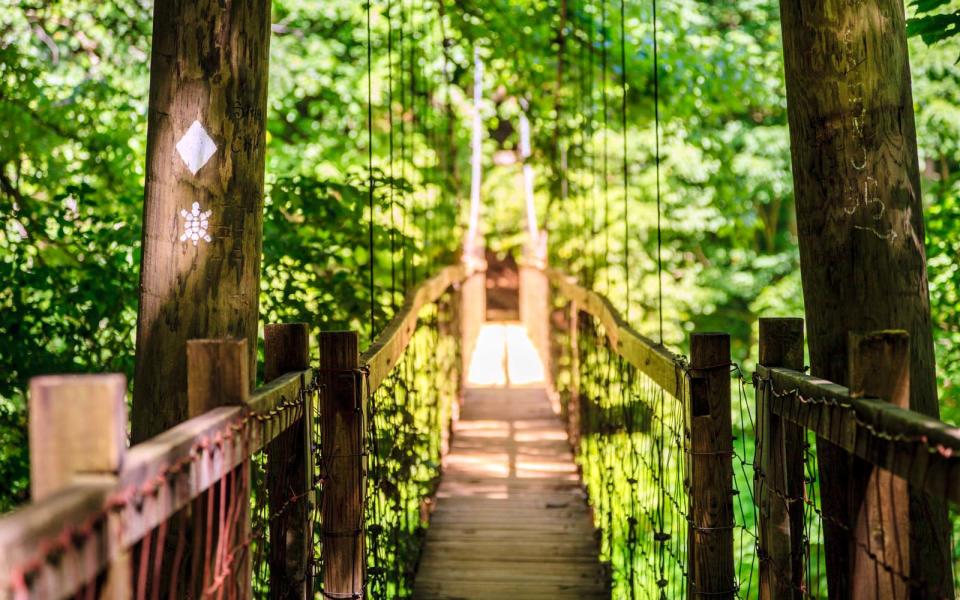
[527,262,738,598]
[0,335,313,599]
[754,319,960,599]
[0,260,485,600]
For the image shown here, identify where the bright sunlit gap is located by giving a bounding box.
[466,322,546,387]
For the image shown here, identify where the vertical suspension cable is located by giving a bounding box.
[388,0,397,311]
[620,0,629,322]
[366,0,376,338]
[601,0,610,294]
[652,0,664,344]
[400,0,409,294]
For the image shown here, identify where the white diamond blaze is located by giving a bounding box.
[180,202,213,246]
[175,120,218,175]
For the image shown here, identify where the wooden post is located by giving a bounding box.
[460,259,486,384]
[133,0,273,444]
[847,331,911,599]
[29,374,131,598]
[264,323,313,599]
[687,333,734,600]
[756,318,805,600]
[778,0,951,594]
[186,338,251,599]
[520,234,550,384]
[567,301,581,449]
[318,332,364,598]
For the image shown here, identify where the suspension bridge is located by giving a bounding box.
[2,0,960,598]
[1,251,958,599]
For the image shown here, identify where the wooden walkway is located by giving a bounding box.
[414,323,608,599]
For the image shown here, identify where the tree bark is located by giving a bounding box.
[778,1,952,596]
[133,0,272,442]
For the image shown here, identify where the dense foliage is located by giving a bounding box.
[0,0,958,520]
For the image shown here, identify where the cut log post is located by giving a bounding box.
[459,259,486,385]
[264,323,313,599]
[318,332,364,597]
[847,331,911,599]
[133,0,273,443]
[777,0,952,595]
[520,234,550,385]
[687,333,734,600]
[29,374,130,598]
[567,301,581,449]
[756,318,805,600]
[186,338,251,599]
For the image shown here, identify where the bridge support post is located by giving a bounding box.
[264,323,314,599]
[459,254,486,387]
[687,332,734,600]
[186,338,253,599]
[846,330,912,599]
[520,234,551,390]
[756,318,805,600]
[318,331,365,598]
[29,374,131,598]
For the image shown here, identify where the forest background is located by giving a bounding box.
[0,0,958,512]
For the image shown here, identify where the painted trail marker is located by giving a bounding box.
[180,202,212,245]
[176,120,217,175]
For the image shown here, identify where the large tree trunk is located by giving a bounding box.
[778,1,952,597]
[133,0,272,442]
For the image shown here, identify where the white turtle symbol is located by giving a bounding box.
[180,202,212,246]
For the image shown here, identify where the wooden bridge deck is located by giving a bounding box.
[414,323,608,599]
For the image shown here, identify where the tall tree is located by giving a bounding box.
[779,0,951,596]
[132,0,272,442]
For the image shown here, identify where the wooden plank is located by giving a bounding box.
[756,365,960,505]
[362,263,468,391]
[543,267,685,399]
[414,369,606,599]
[0,482,113,600]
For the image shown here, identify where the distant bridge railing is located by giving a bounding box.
[521,256,741,598]
[523,255,960,599]
[0,260,485,600]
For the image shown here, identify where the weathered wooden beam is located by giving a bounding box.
[264,323,313,599]
[520,237,551,389]
[687,333,734,600]
[13,375,131,600]
[186,338,252,599]
[846,331,911,598]
[756,318,805,600]
[0,369,310,600]
[777,0,949,595]
[29,375,127,502]
[319,331,364,598]
[133,0,273,443]
[758,365,960,507]
[544,267,684,400]
[362,263,468,391]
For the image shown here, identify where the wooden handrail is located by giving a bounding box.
[362,262,480,392]
[0,368,312,598]
[543,267,686,399]
[756,364,960,505]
